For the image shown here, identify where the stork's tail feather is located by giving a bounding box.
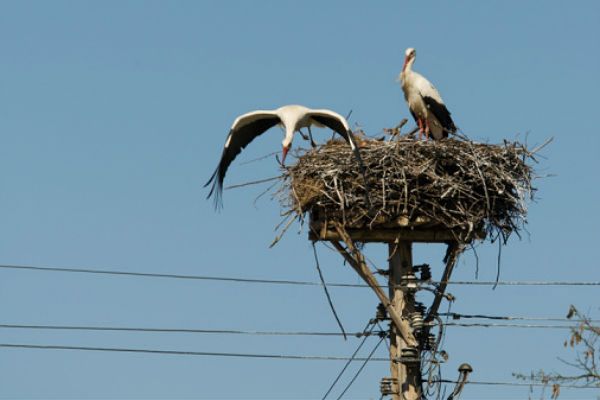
[204,169,216,189]
[444,121,458,136]
[204,168,224,209]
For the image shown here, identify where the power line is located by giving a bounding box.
[0,321,584,335]
[0,343,390,361]
[335,335,386,400]
[0,323,377,337]
[443,322,577,330]
[323,321,376,399]
[312,241,347,339]
[438,280,600,286]
[2,264,599,287]
[0,264,344,287]
[3,341,596,390]
[435,379,597,389]
[439,312,600,323]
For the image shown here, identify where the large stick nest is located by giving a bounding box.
[278,137,538,243]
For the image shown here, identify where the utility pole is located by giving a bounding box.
[310,220,468,399]
[388,241,421,400]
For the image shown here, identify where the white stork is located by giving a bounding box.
[399,48,457,140]
[205,104,367,206]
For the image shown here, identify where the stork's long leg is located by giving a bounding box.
[417,119,424,141]
[298,129,310,141]
[307,126,317,148]
[424,119,431,141]
[298,128,317,148]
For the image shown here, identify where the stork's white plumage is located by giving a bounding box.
[399,48,457,140]
[205,104,367,207]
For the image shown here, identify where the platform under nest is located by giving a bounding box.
[278,137,538,243]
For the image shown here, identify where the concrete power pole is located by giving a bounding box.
[388,241,421,400]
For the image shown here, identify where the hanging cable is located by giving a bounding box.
[2,264,599,286]
[0,323,381,337]
[312,242,347,340]
[0,343,390,361]
[434,379,597,389]
[0,320,583,335]
[438,312,600,323]
[322,321,376,399]
[443,322,578,329]
[335,335,386,400]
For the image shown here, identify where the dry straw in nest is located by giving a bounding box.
[278,137,540,243]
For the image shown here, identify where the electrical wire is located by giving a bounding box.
[335,335,386,400]
[376,321,390,352]
[434,379,597,389]
[312,242,347,340]
[11,341,594,391]
[443,322,579,329]
[2,264,599,287]
[439,312,600,323]
[0,264,348,286]
[0,321,585,334]
[0,343,390,361]
[2,260,597,394]
[0,323,380,337]
[322,321,376,399]
[436,280,600,286]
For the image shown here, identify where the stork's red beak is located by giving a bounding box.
[402,56,409,72]
[281,145,290,165]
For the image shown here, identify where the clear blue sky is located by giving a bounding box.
[1,1,599,399]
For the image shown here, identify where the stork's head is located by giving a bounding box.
[403,47,416,72]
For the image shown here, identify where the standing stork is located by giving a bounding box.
[205,104,368,207]
[399,48,457,140]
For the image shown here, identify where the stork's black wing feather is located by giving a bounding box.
[409,109,419,125]
[310,115,350,142]
[310,115,364,167]
[205,116,280,208]
[422,96,457,137]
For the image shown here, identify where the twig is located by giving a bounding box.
[225,175,283,190]
[529,137,554,155]
[239,151,279,166]
[269,215,296,248]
